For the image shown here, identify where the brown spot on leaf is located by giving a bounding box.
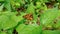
[23,14,33,20]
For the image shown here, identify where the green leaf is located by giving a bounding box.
[26,2,35,14]
[7,28,13,34]
[40,8,58,27]
[36,2,41,9]
[43,30,60,34]
[0,12,18,30]
[16,0,25,5]
[4,0,11,11]
[0,4,4,11]
[55,17,60,28]
[0,31,7,34]
[55,10,60,28]
[56,20,60,28]
[16,12,26,22]
[15,2,20,8]
[0,0,4,2]
[16,24,42,34]
[57,0,60,2]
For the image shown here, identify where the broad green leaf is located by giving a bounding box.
[0,12,18,30]
[43,30,60,34]
[16,24,42,34]
[0,31,7,34]
[16,24,26,32]
[40,8,58,27]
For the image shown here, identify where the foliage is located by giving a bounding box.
[0,0,60,34]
